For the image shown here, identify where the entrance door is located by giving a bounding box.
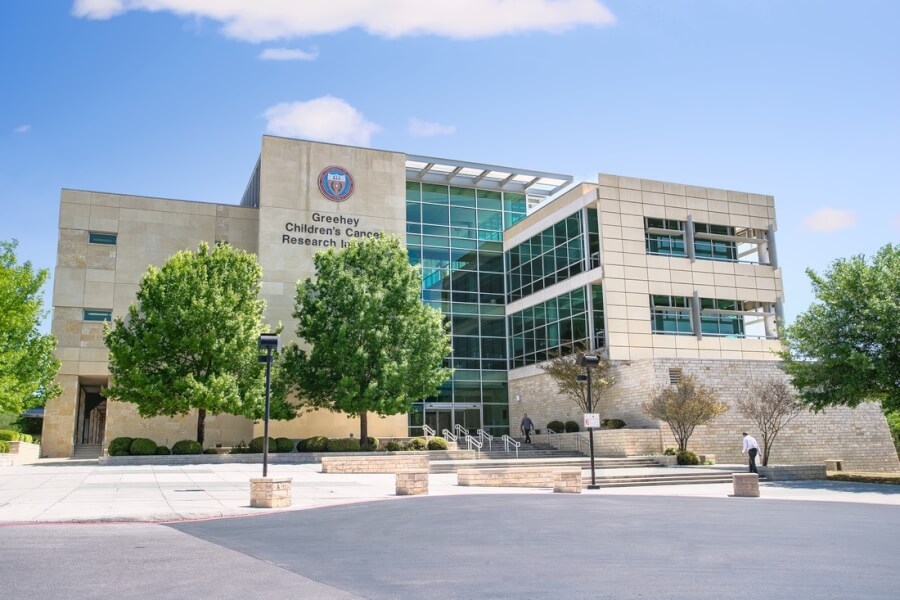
[77,386,106,446]
[424,410,453,437]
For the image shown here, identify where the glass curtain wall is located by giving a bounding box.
[406,181,527,436]
[506,211,585,302]
[508,287,592,368]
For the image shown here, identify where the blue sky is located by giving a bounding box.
[2,0,898,328]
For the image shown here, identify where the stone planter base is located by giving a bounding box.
[732,473,760,497]
[250,477,293,508]
[396,470,428,495]
[553,470,582,493]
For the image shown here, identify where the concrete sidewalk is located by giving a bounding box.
[2,459,899,524]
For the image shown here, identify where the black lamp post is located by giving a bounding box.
[258,333,281,478]
[578,353,601,489]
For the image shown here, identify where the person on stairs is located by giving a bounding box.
[520,413,534,444]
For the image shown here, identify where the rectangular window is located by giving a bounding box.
[699,297,745,337]
[83,309,112,322]
[694,223,738,261]
[650,295,693,335]
[88,232,117,245]
[645,218,685,257]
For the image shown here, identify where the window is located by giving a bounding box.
[88,232,117,245]
[694,223,737,261]
[506,211,585,302]
[650,295,692,335]
[699,298,745,337]
[83,309,112,322]
[645,218,686,257]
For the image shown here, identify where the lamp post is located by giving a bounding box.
[258,333,281,478]
[578,353,601,489]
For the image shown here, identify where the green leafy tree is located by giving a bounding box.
[0,240,60,413]
[277,235,451,449]
[779,244,900,412]
[735,377,805,466]
[104,243,286,446]
[540,351,616,414]
[643,375,728,452]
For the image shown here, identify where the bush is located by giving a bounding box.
[564,420,580,433]
[546,421,565,434]
[155,445,171,455]
[303,436,329,452]
[275,437,295,453]
[362,437,380,451]
[19,433,33,443]
[107,437,134,456]
[172,440,202,455]
[129,438,157,456]
[427,437,449,450]
[663,447,677,456]
[229,441,251,454]
[249,436,276,453]
[0,429,19,442]
[407,437,427,451]
[203,448,219,454]
[0,440,9,453]
[601,419,626,430]
[385,440,405,452]
[327,438,361,452]
[676,450,700,465]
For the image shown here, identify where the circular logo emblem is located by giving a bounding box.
[318,166,354,202]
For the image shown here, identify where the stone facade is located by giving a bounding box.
[320,454,429,474]
[457,467,579,488]
[250,477,292,508]
[732,473,760,497]
[395,470,429,495]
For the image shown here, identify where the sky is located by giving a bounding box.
[1,0,898,329]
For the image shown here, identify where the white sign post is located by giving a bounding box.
[583,413,600,429]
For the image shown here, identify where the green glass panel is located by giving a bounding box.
[422,203,449,225]
[405,181,421,202]
[477,189,502,211]
[422,235,449,247]
[451,248,478,271]
[450,206,477,229]
[503,192,526,214]
[422,183,449,204]
[406,234,421,245]
[478,210,502,231]
[449,186,476,207]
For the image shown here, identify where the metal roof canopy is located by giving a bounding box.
[406,154,573,198]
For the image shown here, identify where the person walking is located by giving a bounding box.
[520,413,534,444]
[742,432,761,473]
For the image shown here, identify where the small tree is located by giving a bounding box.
[0,240,61,413]
[643,375,727,452]
[104,243,284,446]
[277,235,451,449]
[735,378,806,466]
[540,352,616,414]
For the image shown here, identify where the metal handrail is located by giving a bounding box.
[423,424,436,438]
[442,428,457,443]
[501,434,520,458]
[477,429,493,451]
[454,424,469,439]
[465,434,482,453]
[544,429,561,449]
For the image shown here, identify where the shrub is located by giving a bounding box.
[385,440,405,452]
[546,421,565,434]
[129,438,158,456]
[0,440,9,453]
[249,436,276,453]
[107,437,134,456]
[362,437,380,451]
[327,438,361,452]
[275,437,295,453]
[172,440,202,455]
[407,437,427,451]
[19,433,33,443]
[229,441,251,454]
[0,430,19,442]
[564,420,580,433]
[601,419,626,430]
[676,450,700,465]
[663,447,677,456]
[427,437,449,450]
[155,445,171,455]
[303,436,329,452]
[203,448,219,454]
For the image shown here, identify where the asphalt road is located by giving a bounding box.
[4,494,899,599]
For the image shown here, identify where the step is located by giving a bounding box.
[429,457,662,474]
[587,471,764,489]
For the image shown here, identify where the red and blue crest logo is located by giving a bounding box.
[318,166,354,202]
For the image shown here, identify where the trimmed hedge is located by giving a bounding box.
[0,440,9,453]
[172,440,202,455]
[427,437,449,450]
[385,440,405,452]
[0,430,19,442]
[601,419,626,430]
[155,445,171,455]
[677,450,700,465]
[407,437,427,451]
[107,437,134,455]
[327,438,360,452]
[302,436,329,452]
[564,420,580,433]
[546,421,565,434]
[275,437,295,453]
[249,436,276,453]
[129,438,158,456]
[202,448,219,454]
[362,437,380,451]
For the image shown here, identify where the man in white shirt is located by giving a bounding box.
[742,432,761,473]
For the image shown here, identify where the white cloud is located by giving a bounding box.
[72,0,615,41]
[259,47,318,61]
[13,124,31,134]
[263,97,381,147]
[802,208,857,233]
[408,118,456,137]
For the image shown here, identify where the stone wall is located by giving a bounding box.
[457,467,581,488]
[511,357,900,472]
[320,454,429,473]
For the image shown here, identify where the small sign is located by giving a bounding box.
[584,413,600,429]
[318,165,355,202]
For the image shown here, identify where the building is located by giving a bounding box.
[42,136,899,471]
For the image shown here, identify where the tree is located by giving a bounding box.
[540,352,616,414]
[104,243,283,446]
[735,377,806,466]
[779,244,899,412]
[642,375,728,452]
[277,235,451,449]
[0,240,60,413]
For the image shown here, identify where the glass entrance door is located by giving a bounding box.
[424,410,453,437]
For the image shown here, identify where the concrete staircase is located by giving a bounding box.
[72,444,102,459]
